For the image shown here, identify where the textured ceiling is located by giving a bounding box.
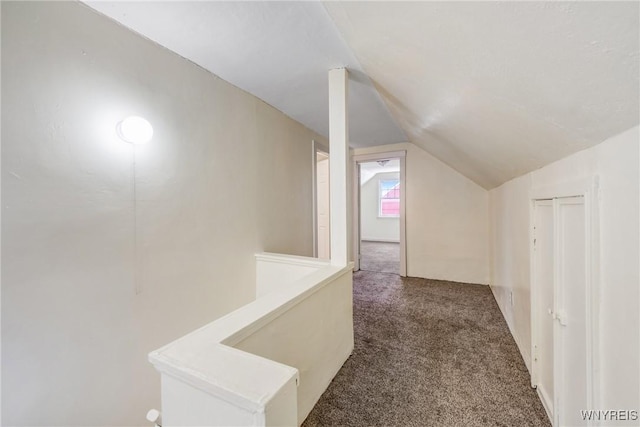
[324,1,640,188]
[83,1,406,148]
[84,1,639,189]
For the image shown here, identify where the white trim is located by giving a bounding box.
[352,151,406,163]
[352,162,361,271]
[399,155,407,277]
[255,252,330,268]
[530,199,551,392]
[537,384,554,423]
[586,182,601,425]
[552,197,561,427]
[529,177,596,200]
[352,151,407,277]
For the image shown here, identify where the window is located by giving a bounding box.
[379,179,400,217]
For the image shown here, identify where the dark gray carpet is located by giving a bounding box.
[360,241,400,274]
[302,271,550,427]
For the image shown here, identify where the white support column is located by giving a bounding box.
[328,68,349,267]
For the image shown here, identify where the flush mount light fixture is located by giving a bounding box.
[116,116,153,144]
[377,159,389,167]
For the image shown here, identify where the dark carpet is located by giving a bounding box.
[360,241,400,274]
[302,271,550,427]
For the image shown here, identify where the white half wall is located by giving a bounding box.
[361,171,400,242]
[149,256,353,427]
[352,143,490,285]
[255,253,328,298]
[234,264,354,425]
[1,2,326,426]
[489,126,640,416]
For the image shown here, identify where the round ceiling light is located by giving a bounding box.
[116,116,153,144]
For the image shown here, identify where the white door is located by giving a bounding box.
[316,156,330,259]
[533,196,590,427]
[555,196,587,427]
[534,199,555,419]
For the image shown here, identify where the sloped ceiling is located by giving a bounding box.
[324,1,639,188]
[84,1,639,189]
[82,1,406,148]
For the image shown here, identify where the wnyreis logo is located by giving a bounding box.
[581,410,639,421]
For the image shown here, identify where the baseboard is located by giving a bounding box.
[537,385,553,424]
[488,284,531,374]
[361,238,400,243]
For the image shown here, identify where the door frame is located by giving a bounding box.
[531,198,554,420]
[529,176,600,425]
[312,140,330,258]
[352,150,407,276]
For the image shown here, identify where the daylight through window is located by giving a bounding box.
[379,179,400,217]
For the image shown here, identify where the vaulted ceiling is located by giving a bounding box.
[84,1,639,189]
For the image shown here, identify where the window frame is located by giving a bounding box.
[378,178,400,218]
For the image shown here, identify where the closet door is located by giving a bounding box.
[533,196,590,426]
[534,199,555,418]
[555,196,587,427]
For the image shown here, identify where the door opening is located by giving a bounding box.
[358,159,400,273]
[352,151,407,276]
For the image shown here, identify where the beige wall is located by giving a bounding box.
[353,143,490,285]
[1,2,325,426]
[489,173,532,361]
[490,126,639,414]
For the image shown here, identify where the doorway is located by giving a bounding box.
[531,183,599,427]
[313,141,330,259]
[359,159,400,273]
[352,151,407,276]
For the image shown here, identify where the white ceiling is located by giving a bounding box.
[83,1,406,148]
[360,159,400,184]
[325,1,639,188]
[84,1,639,189]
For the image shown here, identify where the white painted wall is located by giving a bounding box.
[255,253,328,298]
[490,126,640,418]
[159,372,297,427]
[1,2,326,426]
[489,173,533,361]
[353,143,490,284]
[361,171,400,242]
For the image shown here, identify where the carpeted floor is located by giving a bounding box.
[360,241,400,274]
[302,271,550,427]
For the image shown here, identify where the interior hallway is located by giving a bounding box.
[303,271,550,427]
[359,241,400,274]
